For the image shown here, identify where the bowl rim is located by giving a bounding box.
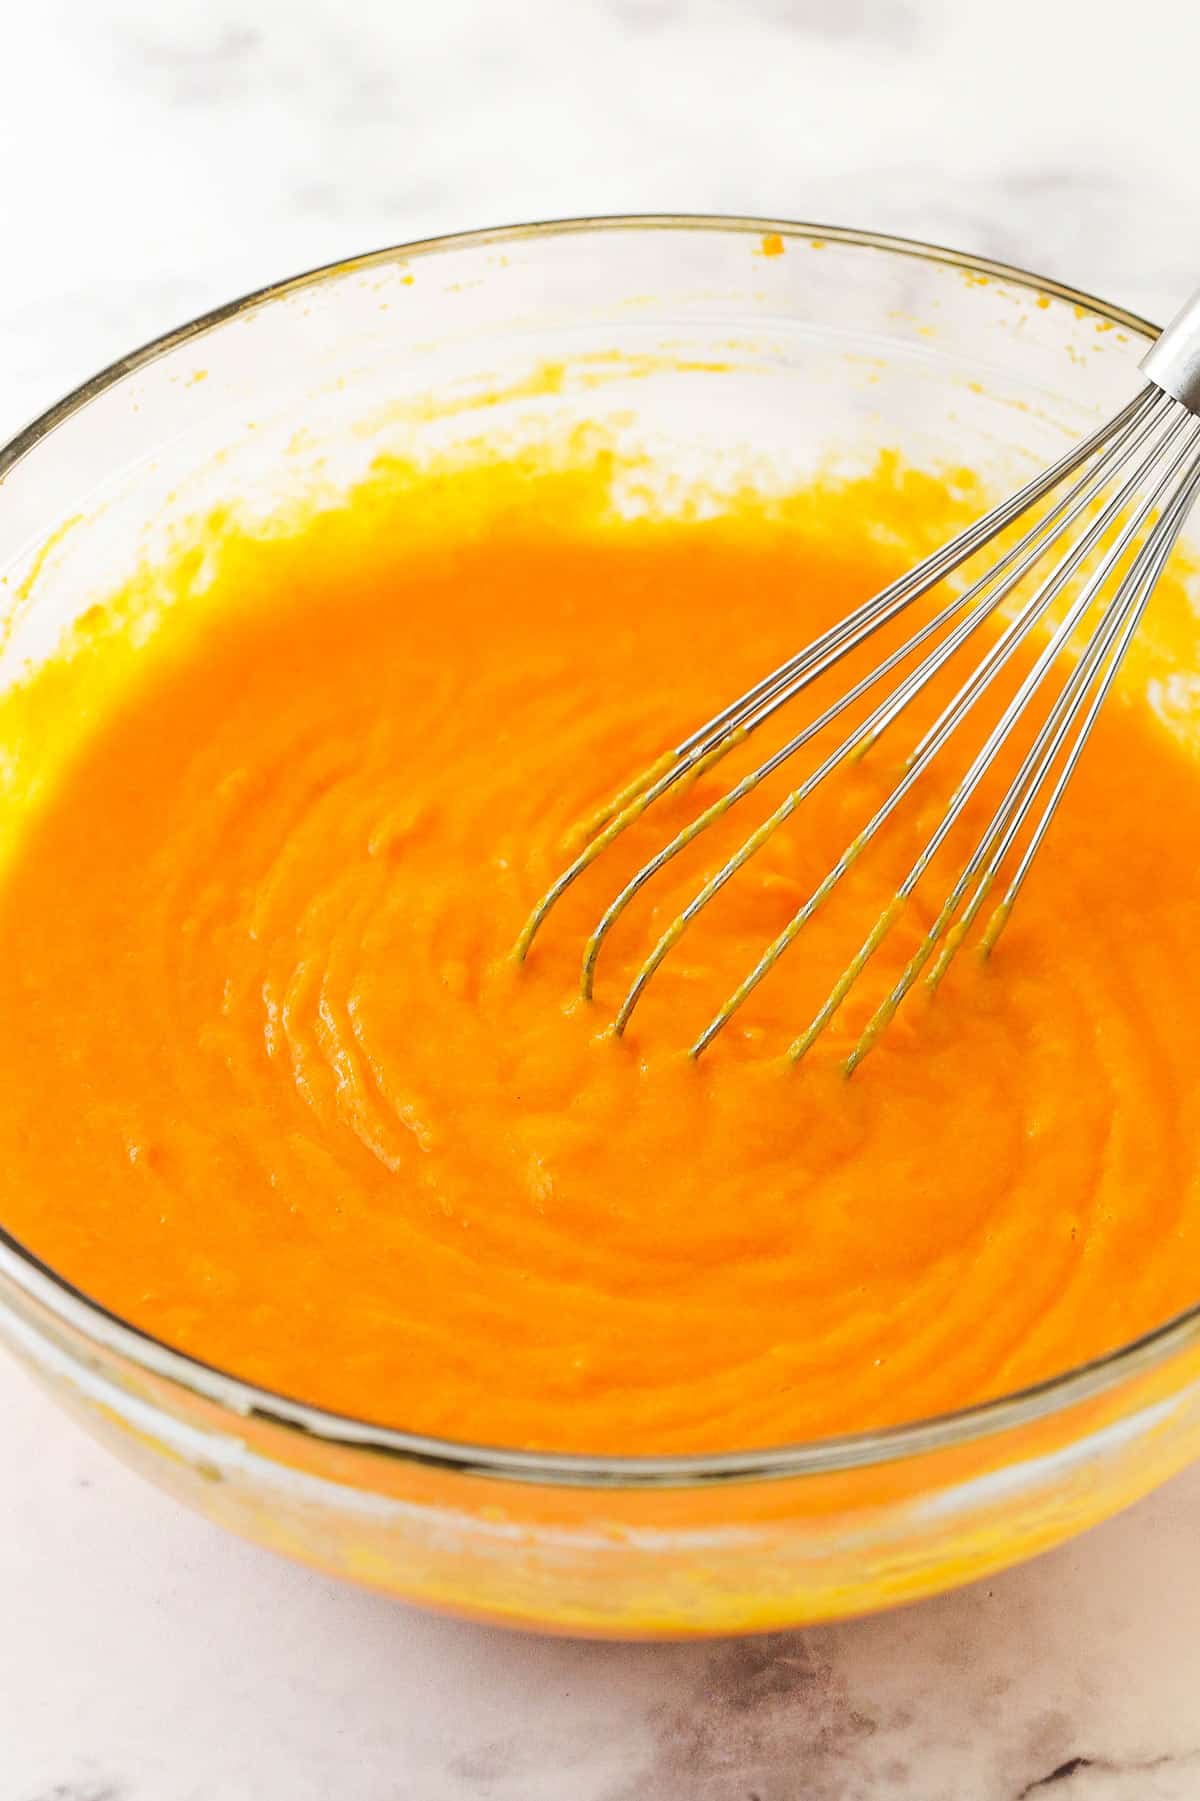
[0,210,1187,1492]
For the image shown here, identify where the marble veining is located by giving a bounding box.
[1016,1755,1200,1799]
[4,0,1200,1796]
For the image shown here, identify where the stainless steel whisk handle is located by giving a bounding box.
[1141,288,1200,415]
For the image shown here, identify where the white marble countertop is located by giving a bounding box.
[4,2,1200,1796]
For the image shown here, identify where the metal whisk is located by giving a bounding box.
[515,288,1200,1069]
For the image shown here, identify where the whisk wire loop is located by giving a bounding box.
[588,394,1174,1019]
[516,291,1200,1063]
[513,388,1165,965]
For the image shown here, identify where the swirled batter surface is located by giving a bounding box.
[3,450,1200,1453]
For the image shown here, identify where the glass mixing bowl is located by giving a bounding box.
[2,216,1200,1639]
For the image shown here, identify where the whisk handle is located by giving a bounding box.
[1141,287,1200,415]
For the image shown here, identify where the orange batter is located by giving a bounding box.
[2,446,1200,1455]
